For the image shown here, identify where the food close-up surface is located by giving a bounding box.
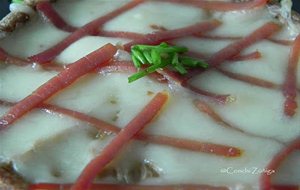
[0,0,300,190]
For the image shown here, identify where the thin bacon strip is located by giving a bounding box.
[98,30,145,40]
[136,134,241,157]
[187,50,261,62]
[183,82,231,104]
[194,99,244,132]
[165,0,267,11]
[0,48,60,68]
[157,68,231,104]
[268,38,293,46]
[29,183,228,190]
[0,48,31,66]
[71,92,168,190]
[98,61,168,83]
[0,48,7,60]
[193,99,284,144]
[282,34,300,117]
[230,51,261,61]
[0,44,117,130]
[260,137,300,190]
[217,68,279,89]
[36,1,77,32]
[197,34,292,46]
[208,22,281,67]
[36,1,146,39]
[29,0,144,63]
[0,99,241,157]
[123,20,221,51]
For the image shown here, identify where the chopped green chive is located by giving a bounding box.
[131,54,142,68]
[12,0,24,3]
[132,48,147,65]
[143,51,153,64]
[128,42,208,83]
[180,56,208,68]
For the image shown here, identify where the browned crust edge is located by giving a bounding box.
[0,0,56,34]
[0,163,28,190]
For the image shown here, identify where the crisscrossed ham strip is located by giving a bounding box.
[37,1,77,32]
[194,99,284,144]
[0,48,31,66]
[137,133,241,157]
[29,0,144,63]
[282,34,300,117]
[30,183,228,190]
[165,0,267,11]
[36,1,146,40]
[71,92,168,190]
[217,68,279,89]
[123,20,221,51]
[97,30,145,39]
[208,22,281,67]
[194,99,244,132]
[196,34,292,46]
[154,68,231,103]
[260,137,300,190]
[186,50,261,61]
[0,44,117,130]
[230,51,262,61]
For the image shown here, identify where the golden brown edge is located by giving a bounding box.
[0,0,56,34]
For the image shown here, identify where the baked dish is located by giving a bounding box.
[0,0,300,189]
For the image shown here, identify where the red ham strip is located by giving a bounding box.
[183,82,231,104]
[0,48,7,60]
[197,34,292,46]
[137,133,241,157]
[0,99,241,157]
[268,38,293,46]
[71,92,168,190]
[194,99,244,132]
[0,47,61,68]
[123,20,221,51]
[98,61,168,83]
[282,34,300,117]
[36,1,146,40]
[208,22,281,67]
[98,30,145,39]
[217,68,279,89]
[165,0,267,11]
[0,48,32,66]
[29,0,144,63]
[230,51,262,61]
[36,1,77,32]
[260,137,300,190]
[193,99,284,144]
[187,50,261,62]
[30,183,228,190]
[0,44,117,130]
[155,68,231,104]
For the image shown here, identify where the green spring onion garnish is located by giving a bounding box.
[128,42,208,83]
[12,0,24,4]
